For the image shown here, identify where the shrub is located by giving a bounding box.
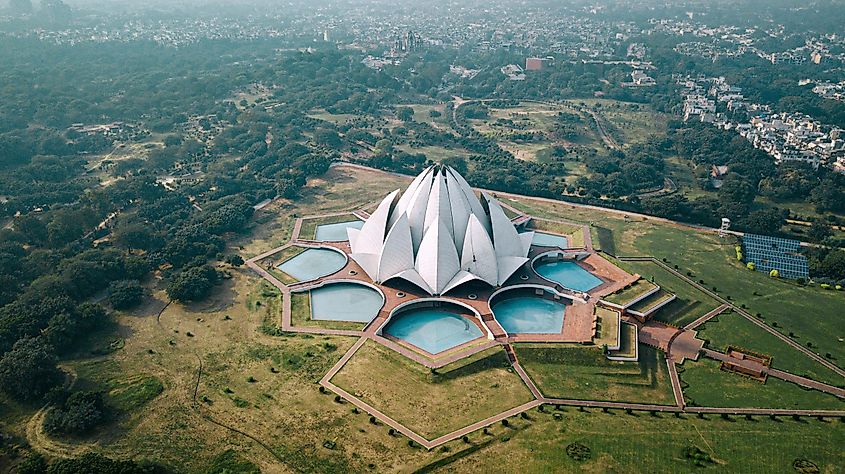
[792,458,820,473]
[566,442,591,462]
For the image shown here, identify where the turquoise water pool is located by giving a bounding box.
[310,283,383,323]
[492,297,565,334]
[277,248,346,281]
[383,309,483,354]
[534,260,603,292]
[315,220,364,241]
[531,232,569,248]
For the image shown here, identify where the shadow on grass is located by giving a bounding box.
[430,350,511,383]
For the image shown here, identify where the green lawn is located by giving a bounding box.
[499,195,845,368]
[611,222,845,365]
[593,307,620,348]
[439,407,845,473]
[679,359,844,410]
[603,279,658,306]
[395,144,471,162]
[608,323,637,359]
[516,344,675,405]
[331,342,534,438]
[695,312,843,386]
[628,288,675,315]
[72,359,164,412]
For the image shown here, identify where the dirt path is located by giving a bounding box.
[24,366,96,459]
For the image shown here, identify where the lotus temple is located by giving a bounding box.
[245,164,844,449]
[248,165,661,367]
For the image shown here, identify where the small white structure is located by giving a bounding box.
[719,217,731,237]
[348,165,533,295]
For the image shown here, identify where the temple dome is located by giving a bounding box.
[348,165,533,295]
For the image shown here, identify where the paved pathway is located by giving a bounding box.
[666,359,686,408]
[684,303,731,330]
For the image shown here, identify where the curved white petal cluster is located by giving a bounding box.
[348,165,533,295]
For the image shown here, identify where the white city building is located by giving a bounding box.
[348,165,533,295]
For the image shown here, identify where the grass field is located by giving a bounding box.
[331,342,534,439]
[516,344,675,405]
[679,359,844,410]
[593,307,620,348]
[435,407,845,473]
[307,109,361,125]
[72,359,164,412]
[609,323,638,359]
[395,144,472,162]
[603,279,657,306]
[695,312,844,386]
[588,100,668,147]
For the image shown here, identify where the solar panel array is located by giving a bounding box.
[742,234,808,280]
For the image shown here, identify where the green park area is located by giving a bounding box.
[678,358,843,410]
[438,406,845,473]
[608,323,638,359]
[516,344,675,405]
[331,342,534,439]
[694,311,843,386]
[603,279,658,306]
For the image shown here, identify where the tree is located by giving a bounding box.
[808,220,833,243]
[17,454,48,474]
[46,452,167,474]
[276,178,299,199]
[163,134,183,147]
[166,265,219,302]
[313,128,342,148]
[44,303,108,354]
[0,337,63,401]
[374,139,394,156]
[113,222,160,252]
[224,255,244,267]
[44,391,107,435]
[819,250,845,280]
[108,280,145,310]
[740,208,784,235]
[396,107,414,122]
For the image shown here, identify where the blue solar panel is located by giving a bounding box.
[741,233,807,280]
